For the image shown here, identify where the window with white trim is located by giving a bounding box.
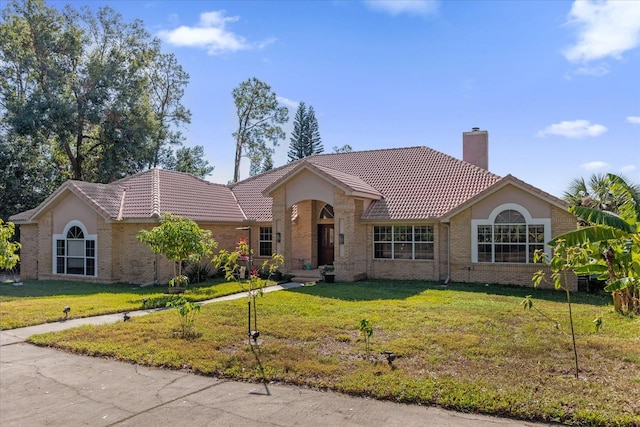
[373,225,434,260]
[259,227,273,257]
[472,204,549,264]
[54,222,97,276]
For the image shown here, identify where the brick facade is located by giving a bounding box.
[13,166,577,289]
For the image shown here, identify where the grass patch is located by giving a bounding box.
[24,280,640,425]
[0,278,269,329]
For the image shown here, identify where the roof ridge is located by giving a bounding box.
[151,168,161,219]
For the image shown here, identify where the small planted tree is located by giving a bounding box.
[213,238,284,342]
[358,318,374,360]
[530,242,590,379]
[0,219,21,272]
[137,213,217,287]
[166,297,201,339]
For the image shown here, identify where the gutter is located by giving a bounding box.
[444,223,450,284]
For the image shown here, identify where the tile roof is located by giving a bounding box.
[12,169,245,223]
[233,146,502,221]
[114,169,246,222]
[12,146,555,225]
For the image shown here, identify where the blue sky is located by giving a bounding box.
[54,0,639,198]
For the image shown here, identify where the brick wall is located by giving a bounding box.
[448,205,578,290]
[17,224,38,280]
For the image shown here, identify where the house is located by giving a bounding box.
[9,129,578,288]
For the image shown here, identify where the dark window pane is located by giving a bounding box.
[374,243,392,258]
[259,242,272,257]
[495,244,526,263]
[394,242,412,259]
[415,243,434,259]
[86,240,95,257]
[67,257,85,275]
[374,226,392,242]
[86,259,95,276]
[56,240,65,256]
[57,257,65,274]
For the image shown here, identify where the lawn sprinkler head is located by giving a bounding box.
[123,312,131,322]
[382,350,396,365]
[63,306,71,320]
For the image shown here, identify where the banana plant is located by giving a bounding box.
[549,174,639,314]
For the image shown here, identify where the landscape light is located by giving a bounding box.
[382,350,396,365]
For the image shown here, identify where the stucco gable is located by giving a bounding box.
[262,161,382,200]
[440,174,569,221]
[9,180,123,224]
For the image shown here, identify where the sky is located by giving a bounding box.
[49,0,639,198]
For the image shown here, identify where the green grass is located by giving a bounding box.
[18,280,640,425]
[0,278,267,329]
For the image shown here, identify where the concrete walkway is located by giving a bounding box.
[0,284,553,426]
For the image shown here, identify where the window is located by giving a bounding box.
[319,204,334,219]
[259,227,273,257]
[472,204,550,264]
[53,222,97,276]
[373,225,434,260]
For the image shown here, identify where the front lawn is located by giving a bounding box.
[0,278,258,329]
[28,281,640,426]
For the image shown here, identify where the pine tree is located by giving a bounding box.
[288,102,323,161]
[307,106,323,156]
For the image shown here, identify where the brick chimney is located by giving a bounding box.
[463,127,488,170]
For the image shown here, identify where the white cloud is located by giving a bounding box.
[157,11,272,55]
[581,161,611,171]
[563,0,640,63]
[620,164,637,173]
[573,63,611,76]
[363,0,439,16]
[537,119,607,138]
[277,96,298,109]
[627,116,640,125]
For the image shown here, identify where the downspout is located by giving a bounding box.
[444,223,450,285]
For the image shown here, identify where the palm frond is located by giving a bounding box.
[548,226,627,246]
[568,206,635,234]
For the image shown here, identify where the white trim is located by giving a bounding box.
[471,203,551,263]
[52,220,98,277]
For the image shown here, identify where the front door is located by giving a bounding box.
[317,224,334,266]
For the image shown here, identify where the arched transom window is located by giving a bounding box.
[54,222,97,276]
[472,205,549,264]
[319,204,334,219]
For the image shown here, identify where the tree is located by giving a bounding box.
[165,145,214,179]
[0,0,191,184]
[148,52,192,169]
[231,77,288,182]
[137,213,218,284]
[332,144,353,154]
[563,173,640,214]
[531,242,590,379]
[287,102,323,162]
[553,174,639,314]
[0,132,65,220]
[0,219,21,271]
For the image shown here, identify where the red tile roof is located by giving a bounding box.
[12,146,561,225]
[114,169,246,222]
[233,146,503,221]
[12,169,245,223]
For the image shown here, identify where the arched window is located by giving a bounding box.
[319,204,334,219]
[53,221,97,276]
[472,204,549,264]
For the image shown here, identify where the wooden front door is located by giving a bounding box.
[317,224,334,266]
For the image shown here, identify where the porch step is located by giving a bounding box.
[290,268,323,284]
